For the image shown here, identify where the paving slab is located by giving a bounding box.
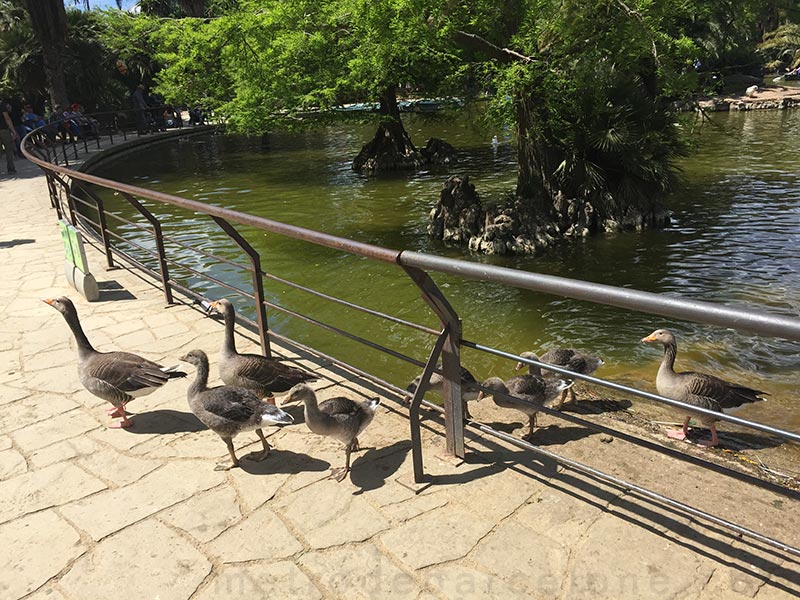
[0,510,83,600]
[300,542,421,599]
[470,518,571,599]
[59,461,224,540]
[0,395,78,434]
[380,504,495,570]
[424,564,532,600]
[0,462,106,524]
[0,447,28,481]
[194,562,322,600]
[160,485,242,543]
[206,504,303,562]
[76,447,161,487]
[58,519,211,600]
[0,383,29,405]
[28,435,99,469]
[275,478,391,549]
[11,408,101,453]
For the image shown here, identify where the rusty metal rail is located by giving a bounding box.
[21,114,800,560]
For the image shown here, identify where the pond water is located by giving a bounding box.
[92,107,800,439]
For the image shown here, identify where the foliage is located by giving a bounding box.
[759,22,800,70]
[476,0,692,211]
[144,0,466,131]
[0,2,127,110]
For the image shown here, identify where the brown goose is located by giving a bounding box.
[180,349,294,470]
[44,296,186,428]
[477,375,573,437]
[515,349,604,409]
[406,364,480,418]
[208,298,317,403]
[642,329,767,447]
[284,383,379,482]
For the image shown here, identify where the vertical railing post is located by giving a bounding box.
[46,173,63,218]
[403,265,466,460]
[408,329,450,482]
[211,216,271,357]
[122,193,174,305]
[82,187,116,269]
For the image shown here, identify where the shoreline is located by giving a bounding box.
[689,82,800,111]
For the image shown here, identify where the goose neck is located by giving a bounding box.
[64,308,95,358]
[222,311,237,355]
[188,360,210,396]
[659,342,678,376]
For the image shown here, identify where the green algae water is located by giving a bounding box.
[91,108,800,440]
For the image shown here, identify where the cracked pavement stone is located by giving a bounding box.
[0,510,83,600]
[300,542,421,599]
[59,519,211,600]
[380,504,494,570]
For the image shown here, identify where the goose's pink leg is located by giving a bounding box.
[109,404,133,428]
[666,417,690,441]
[697,424,720,448]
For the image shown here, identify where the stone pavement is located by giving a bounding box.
[1,146,799,600]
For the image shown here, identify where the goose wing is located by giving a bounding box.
[506,375,547,399]
[235,353,317,391]
[86,351,171,393]
[319,396,361,418]
[540,348,575,367]
[679,371,766,409]
[200,387,259,423]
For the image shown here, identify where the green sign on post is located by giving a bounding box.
[59,220,89,274]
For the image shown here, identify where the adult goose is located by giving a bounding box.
[642,328,767,447]
[284,383,379,482]
[406,364,480,418]
[208,298,317,403]
[180,349,293,470]
[44,296,186,428]
[516,349,604,409]
[477,375,573,437]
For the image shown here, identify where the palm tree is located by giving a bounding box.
[21,0,69,110]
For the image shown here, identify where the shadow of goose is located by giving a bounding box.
[349,440,411,494]
[124,409,206,434]
[528,425,597,446]
[239,448,330,475]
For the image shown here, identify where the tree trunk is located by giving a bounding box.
[178,0,208,17]
[513,90,551,214]
[23,0,69,112]
[352,85,423,172]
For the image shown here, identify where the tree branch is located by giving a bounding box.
[453,30,533,64]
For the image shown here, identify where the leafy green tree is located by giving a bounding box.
[146,0,466,168]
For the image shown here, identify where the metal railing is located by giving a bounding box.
[21,105,212,170]
[21,114,800,560]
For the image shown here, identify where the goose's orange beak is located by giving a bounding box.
[641,333,657,343]
[42,298,55,306]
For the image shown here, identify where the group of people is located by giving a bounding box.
[50,103,100,141]
[0,97,104,176]
[0,85,209,176]
[132,83,203,134]
[0,99,50,176]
